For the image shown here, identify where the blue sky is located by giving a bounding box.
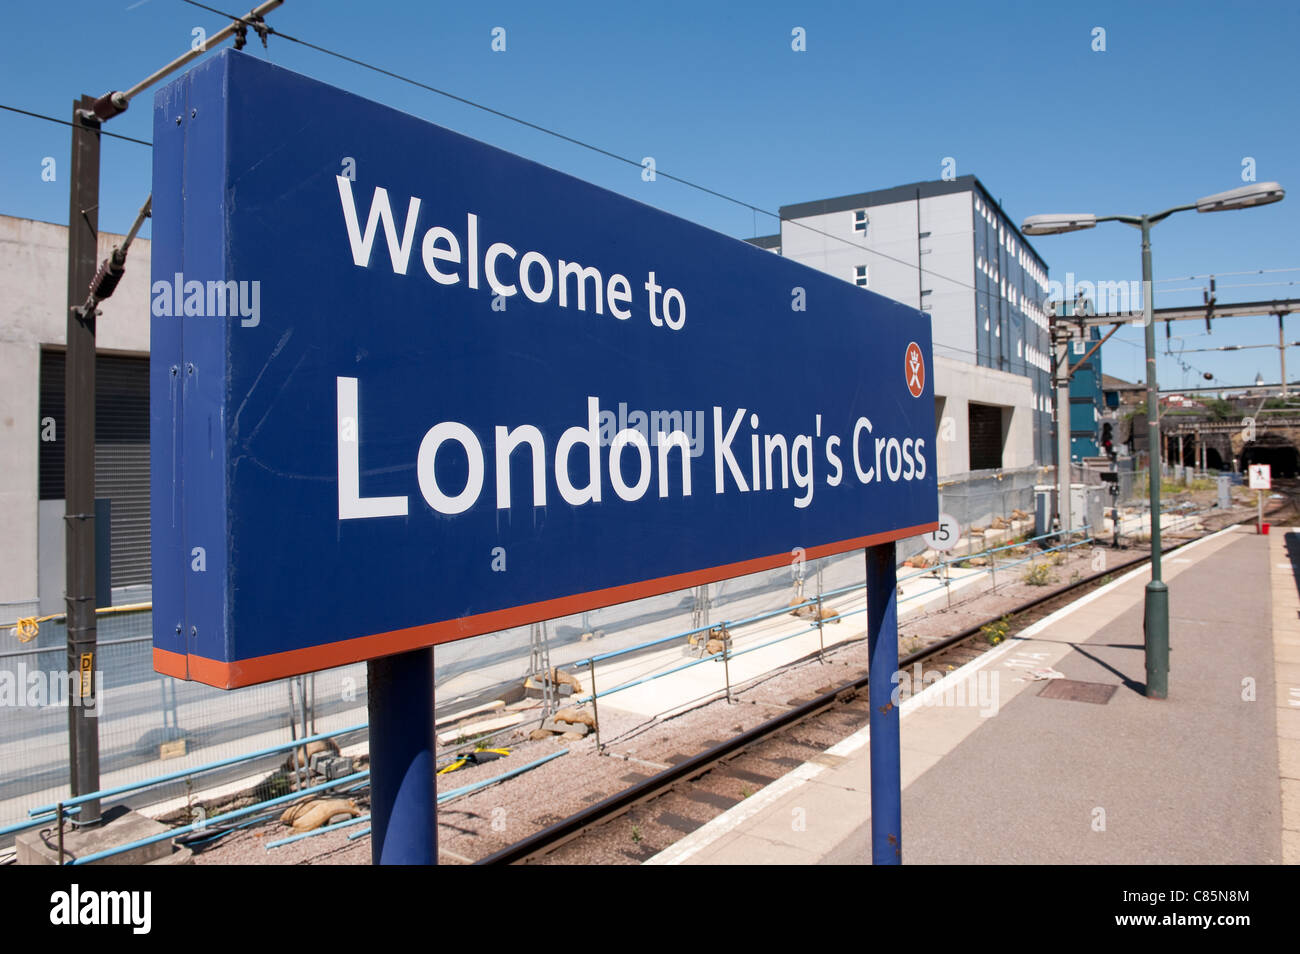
[2,0,1296,390]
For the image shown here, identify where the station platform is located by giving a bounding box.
[648,523,1298,865]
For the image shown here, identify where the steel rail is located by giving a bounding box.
[476,516,1257,865]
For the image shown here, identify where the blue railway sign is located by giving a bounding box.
[151,50,936,689]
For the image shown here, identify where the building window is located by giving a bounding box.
[853,209,869,235]
[854,265,869,287]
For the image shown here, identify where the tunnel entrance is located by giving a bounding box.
[1170,435,1196,466]
[1169,436,1226,472]
[1241,436,1300,479]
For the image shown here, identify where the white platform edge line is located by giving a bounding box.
[644,523,1244,865]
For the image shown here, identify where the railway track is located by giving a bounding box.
[477,508,1273,865]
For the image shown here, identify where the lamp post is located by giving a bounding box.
[1023,182,1285,699]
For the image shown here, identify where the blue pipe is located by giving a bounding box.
[265,813,372,850]
[29,721,367,817]
[31,520,1103,848]
[583,624,713,666]
[572,525,1094,674]
[724,622,819,661]
[572,646,729,705]
[436,748,569,804]
[68,770,369,865]
[178,812,277,849]
[0,806,80,838]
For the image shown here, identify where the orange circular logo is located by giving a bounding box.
[905,342,925,398]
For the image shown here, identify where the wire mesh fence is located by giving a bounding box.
[0,610,372,835]
[1072,460,1150,504]
[0,462,1192,834]
[935,465,1052,538]
[1,546,870,834]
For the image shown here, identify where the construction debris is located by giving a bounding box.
[548,667,583,694]
[530,705,597,741]
[788,596,840,623]
[539,717,589,735]
[523,665,582,697]
[688,625,721,645]
[552,707,596,730]
[688,624,732,652]
[283,737,340,773]
[438,748,510,775]
[280,797,360,833]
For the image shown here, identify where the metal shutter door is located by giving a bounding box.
[968,402,1003,471]
[39,350,151,587]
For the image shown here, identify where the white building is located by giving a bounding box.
[0,215,153,621]
[751,175,1053,477]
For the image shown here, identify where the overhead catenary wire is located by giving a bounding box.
[2,0,1256,366]
[0,103,152,146]
[121,0,283,106]
[175,0,997,297]
[6,1,1274,383]
[1156,280,1300,295]
[170,0,1080,376]
[1154,266,1300,283]
[172,0,1295,325]
[0,6,1282,328]
[5,5,1020,356]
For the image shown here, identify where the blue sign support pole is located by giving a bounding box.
[866,542,902,864]
[366,648,436,864]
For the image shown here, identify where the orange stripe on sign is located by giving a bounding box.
[171,523,937,689]
[153,647,189,680]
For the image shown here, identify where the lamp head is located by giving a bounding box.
[1197,182,1285,213]
[1021,213,1097,235]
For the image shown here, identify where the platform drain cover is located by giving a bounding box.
[1036,679,1118,705]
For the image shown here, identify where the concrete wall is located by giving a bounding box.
[0,215,151,619]
[932,354,1035,475]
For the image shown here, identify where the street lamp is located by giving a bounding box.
[1023,182,1285,699]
